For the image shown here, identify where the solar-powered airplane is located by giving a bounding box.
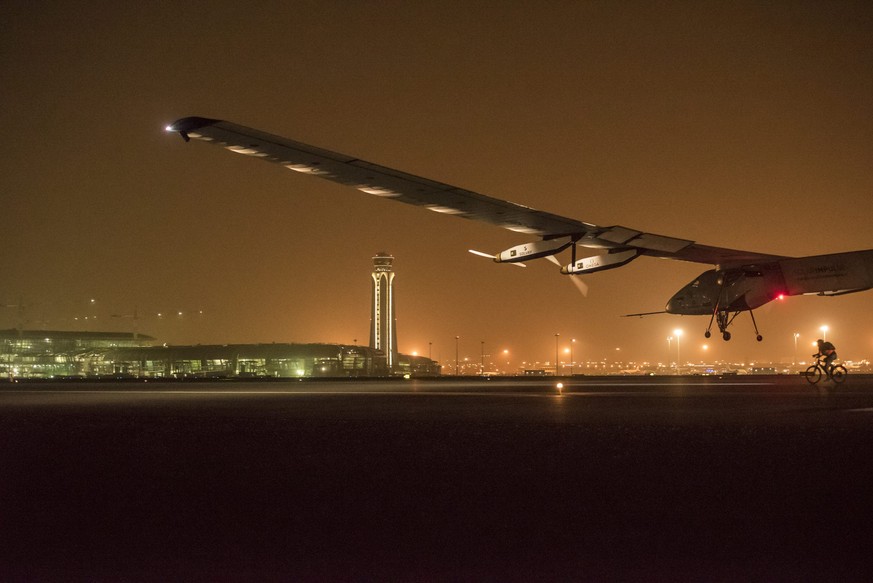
[166,117,873,342]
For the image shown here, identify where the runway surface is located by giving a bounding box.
[2,376,873,581]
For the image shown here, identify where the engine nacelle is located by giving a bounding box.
[495,236,575,263]
[561,249,639,275]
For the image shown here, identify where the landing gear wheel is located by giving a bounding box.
[704,331,711,339]
[722,331,731,341]
[756,335,763,342]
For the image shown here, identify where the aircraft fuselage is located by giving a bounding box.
[666,249,873,315]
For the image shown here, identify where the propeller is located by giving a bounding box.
[468,249,526,267]
[546,255,589,297]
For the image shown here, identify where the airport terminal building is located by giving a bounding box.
[0,329,154,379]
[105,342,439,378]
[2,252,441,379]
[1,329,439,379]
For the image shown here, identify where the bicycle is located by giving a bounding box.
[804,356,847,384]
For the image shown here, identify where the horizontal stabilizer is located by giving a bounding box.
[814,287,872,297]
[621,310,667,318]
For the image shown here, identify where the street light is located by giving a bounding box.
[793,333,800,366]
[820,325,829,342]
[673,329,683,372]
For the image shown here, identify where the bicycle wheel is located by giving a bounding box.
[805,365,822,384]
[831,365,847,384]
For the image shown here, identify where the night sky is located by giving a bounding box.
[3,1,872,368]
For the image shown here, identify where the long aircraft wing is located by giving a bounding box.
[166,117,789,267]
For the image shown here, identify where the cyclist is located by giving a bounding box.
[813,339,838,378]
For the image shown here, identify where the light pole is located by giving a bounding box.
[673,329,683,373]
[667,336,673,367]
[554,333,560,376]
[820,325,829,342]
[480,340,485,375]
[571,338,576,375]
[793,333,799,367]
[455,336,460,376]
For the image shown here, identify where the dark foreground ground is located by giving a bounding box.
[2,376,872,581]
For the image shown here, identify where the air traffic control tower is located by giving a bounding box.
[370,252,398,371]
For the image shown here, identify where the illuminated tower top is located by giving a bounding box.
[370,252,398,370]
[373,252,394,273]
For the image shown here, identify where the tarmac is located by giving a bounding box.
[2,375,872,581]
